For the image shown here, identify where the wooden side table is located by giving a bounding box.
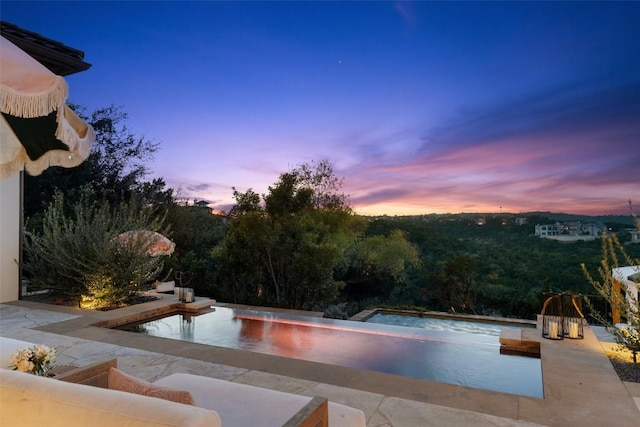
[54,359,117,388]
[46,365,78,377]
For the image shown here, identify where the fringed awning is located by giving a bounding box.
[0,36,95,178]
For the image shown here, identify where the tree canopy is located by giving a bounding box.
[23,104,160,220]
[214,160,366,309]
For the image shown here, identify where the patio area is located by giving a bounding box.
[1,297,638,426]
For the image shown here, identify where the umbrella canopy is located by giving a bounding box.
[0,35,95,178]
[0,25,95,304]
[117,230,176,257]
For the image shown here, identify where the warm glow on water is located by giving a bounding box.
[123,307,543,397]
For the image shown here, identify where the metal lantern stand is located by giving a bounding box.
[541,293,565,340]
[562,291,584,339]
[175,286,194,303]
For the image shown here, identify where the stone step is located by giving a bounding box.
[176,297,216,312]
[499,328,540,357]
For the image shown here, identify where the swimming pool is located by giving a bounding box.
[119,306,543,398]
[365,313,525,336]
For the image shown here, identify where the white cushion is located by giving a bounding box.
[0,369,221,427]
[155,280,175,292]
[154,373,366,427]
[0,337,34,370]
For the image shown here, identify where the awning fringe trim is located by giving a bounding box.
[0,76,68,119]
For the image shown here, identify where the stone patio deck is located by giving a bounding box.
[1,297,638,426]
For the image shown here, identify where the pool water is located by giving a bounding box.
[121,307,543,398]
[366,313,521,336]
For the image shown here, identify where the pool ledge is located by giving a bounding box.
[351,307,538,328]
[499,328,541,357]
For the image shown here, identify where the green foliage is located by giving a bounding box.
[429,255,478,313]
[322,303,349,320]
[23,104,159,220]
[354,214,640,319]
[214,160,366,309]
[340,229,421,301]
[583,220,640,362]
[163,204,226,295]
[350,230,421,282]
[23,188,167,309]
[292,160,346,209]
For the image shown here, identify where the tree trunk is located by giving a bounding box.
[263,247,280,304]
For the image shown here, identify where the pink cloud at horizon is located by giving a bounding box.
[343,129,638,216]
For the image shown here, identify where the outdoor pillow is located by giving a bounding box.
[108,367,195,405]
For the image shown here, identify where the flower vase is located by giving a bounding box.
[34,366,49,376]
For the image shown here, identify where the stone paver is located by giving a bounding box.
[2,300,638,426]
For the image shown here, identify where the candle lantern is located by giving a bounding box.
[175,287,185,302]
[541,293,564,340]
[562,292,584,339]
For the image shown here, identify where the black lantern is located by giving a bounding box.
[562,291,584,339]
[541,293,564,340]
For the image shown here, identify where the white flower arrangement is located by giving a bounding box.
[9,345,56,375]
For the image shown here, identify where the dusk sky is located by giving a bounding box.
[3,1,639,216]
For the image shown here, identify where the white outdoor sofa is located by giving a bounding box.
[0,337,366,427]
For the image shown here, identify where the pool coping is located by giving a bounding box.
[14,297,640,426]
[350,307,538,328]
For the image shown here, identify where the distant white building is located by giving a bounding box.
[515,217,527,225]
[561,221,581,235]
[581,222,607,237]
[535,223,560,237]
[535,221,606,240]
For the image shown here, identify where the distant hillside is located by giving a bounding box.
[362,211,637,226]
[524,211,636,226]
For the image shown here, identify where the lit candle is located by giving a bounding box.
[569,321,579,339]
[549,321,558,339]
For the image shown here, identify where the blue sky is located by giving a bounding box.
[3,1,639,215]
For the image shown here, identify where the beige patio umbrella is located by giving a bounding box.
[0,34,95,303]
[0,35,95,178]
[117,230,176,257]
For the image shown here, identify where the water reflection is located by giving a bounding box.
[366,313,519,336]
[122,307,543,398]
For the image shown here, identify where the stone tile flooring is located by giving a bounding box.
[1,300,638,426]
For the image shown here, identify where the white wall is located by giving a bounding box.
[612,266,640,308]
[0,173,20,302]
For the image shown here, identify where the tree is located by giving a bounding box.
[341,230,421,300]
[138,178,176,210]
[429,255,478,313]
[24,104,159,220]
[229,188,261,217]
[583,221,640,363]
[214,160,365,309]
[23,187,168,309]
[212,210,271,304]
[291,160,346,209]
[164,203,226,296]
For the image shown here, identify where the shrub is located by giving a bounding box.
[323,303,349,320]
[24,188,168,309]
